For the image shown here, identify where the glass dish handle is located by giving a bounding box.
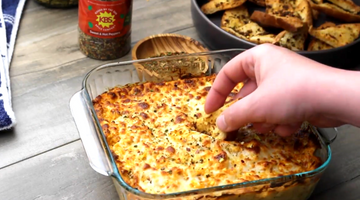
[317,127,338,145]
[70,91,114,176]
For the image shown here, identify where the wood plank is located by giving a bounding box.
[11,0,193,76]
[0,140,119,200]
[1,58,119,168]
[16,0,171,48]
[10,26,203,98]
[309,125,360,198]
[311,174,360,200]
[165,26,204,43]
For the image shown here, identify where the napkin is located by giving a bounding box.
[0,0,26,131]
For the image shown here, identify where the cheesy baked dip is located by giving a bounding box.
[92,74,322,195]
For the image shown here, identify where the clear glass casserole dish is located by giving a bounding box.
[69,49,337,200]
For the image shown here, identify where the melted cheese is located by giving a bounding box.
[92,74,322,195]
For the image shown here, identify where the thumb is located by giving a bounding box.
[216,90,262,132]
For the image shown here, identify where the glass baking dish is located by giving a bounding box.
[69,49,337,200]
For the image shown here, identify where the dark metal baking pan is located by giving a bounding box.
[191,0,360,69]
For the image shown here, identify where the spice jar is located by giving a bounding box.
[78,0,132,60]
[34,0,78,8]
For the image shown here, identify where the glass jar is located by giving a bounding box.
[78,0,133,60]
[34,0,78,8]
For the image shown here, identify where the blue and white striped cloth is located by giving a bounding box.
[0,0,26,131]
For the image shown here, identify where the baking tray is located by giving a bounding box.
[70,49,337,200]
[191,0,360,69]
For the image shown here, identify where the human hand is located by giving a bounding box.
[204,44,348,137]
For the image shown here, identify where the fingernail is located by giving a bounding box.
[216,115,228,131]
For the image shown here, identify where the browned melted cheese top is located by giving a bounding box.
[92,74,322,194]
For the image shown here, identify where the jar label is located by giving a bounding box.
[79,0,132,39]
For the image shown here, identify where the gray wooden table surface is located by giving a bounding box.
[0,0,359,199]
